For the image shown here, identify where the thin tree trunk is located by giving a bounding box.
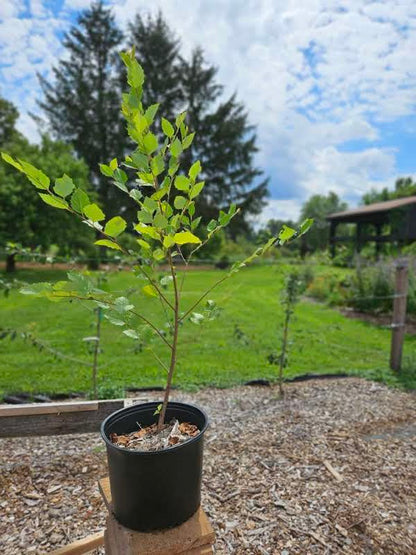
[92,307,102,399]
[6,253,16,273]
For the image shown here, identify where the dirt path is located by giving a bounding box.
[1,378,415,554]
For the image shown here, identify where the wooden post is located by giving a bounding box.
[329,221,337,258]
[390,260,408,372]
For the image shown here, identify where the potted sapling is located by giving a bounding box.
[2,48,312,532]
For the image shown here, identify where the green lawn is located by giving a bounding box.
[0,264,415,396]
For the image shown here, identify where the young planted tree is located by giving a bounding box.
[2,49,311,431]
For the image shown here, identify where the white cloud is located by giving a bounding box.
[255,199,301,227]
[0,0,415,215]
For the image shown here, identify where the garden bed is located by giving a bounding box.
[0,378,415,553]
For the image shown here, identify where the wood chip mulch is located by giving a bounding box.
[0,378,415,554]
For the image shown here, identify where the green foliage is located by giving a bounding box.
[300,192,348,252]
[2,51,309,423]
[0,113,94,267]
[363,176,416,205]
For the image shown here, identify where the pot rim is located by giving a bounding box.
[100,400,209,455]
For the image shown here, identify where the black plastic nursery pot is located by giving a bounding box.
[100,401,208,532]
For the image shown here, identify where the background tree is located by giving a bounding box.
[0,98,93,272]
[178,48,268,237]
[363,177,416,204]
[37,1,124,216]
[299,192,347,252]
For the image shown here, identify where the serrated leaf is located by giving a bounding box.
[95,239,122,251]
[109,158,118,170]
[129,189,143,203]
[145,103,159,125]
[19,160,50,189]
[134,223,160,240]
[54,174,75,197]
[278,225,297,244]
[175,112,186,127]
[104,216,127,238]
[153,213,168,229]
[39,193,68,210]
[182,132,195,149]
[129,151,149,169]
[163,235,175,248]
[114,296,134,313]
[162,118,174,138]
[174,175,190,191]
[142,284,158,297]
[71,188,90,213]
[191,216,202,231]
[123,329,140,339]
[174,231,201,245]
[152,184,169,200]
[104,315,126,326]
[153,248,165,260]
[299,218,314,235]
[143,132,158,154]
[137,238,151,250]
[1,152,22,171]
[170,138,182,158]
[207,219,217,232]
[190,181,205,199]
[151,154,164,176]
[174,196,187,209]
[189,161,201,182]
[83,203,105,222]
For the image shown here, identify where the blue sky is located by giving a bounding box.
[0,0,415,223]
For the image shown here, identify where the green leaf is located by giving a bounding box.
[137,210,153,224]
[153,213,168,229]
[182,132,195,149]
[207,219,217,232]
[188,202,195,217]
[145,103,159,125]
[151,154,165,176]
[143,132,158,154]
[170,138,182,158]
[174,175,190,191]
[163,235,175,248]
[54,174,75,197]
[189,161,201,182]
[113,168,128,191]
[137,238,151,250]
[129,151,149,170]
[160,275,173,287]
[190,181,205,199]
[109,158,118,170]
[175,112,186,127]
[19,160,50,190]
[161,118,174,138]
[152,248,165,260]
[299,218,314,235]
[70,188,90,213]
[104,315,125,326]
[95,239,122,251]
[152,184,169,200]
[190,312,204,325]
[174,196,187,209]
[278,225,297,244]
[143,196,158,213]
[129,189,143,203]
[142,284,158,297]
[83,203,105,222]
[114,296,135,313]
[1,152,22,171]
[174,231,201,245]
[38,193,68,210]
[104,216,127,238]
[123,329,140,339]
[191,216,202,231]
[134,224,161,240]
[125,58,144,89]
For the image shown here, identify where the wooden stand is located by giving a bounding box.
[99,478,215,554]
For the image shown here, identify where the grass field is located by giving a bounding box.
[1,264,415,397]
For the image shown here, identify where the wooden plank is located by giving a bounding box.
[0,399,124,438]
[48,531,104,555]
[100,478,215,555]
[0,400,99,417]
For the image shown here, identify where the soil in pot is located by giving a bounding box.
[110,418,200,451]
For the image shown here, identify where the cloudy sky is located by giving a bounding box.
[1,0,415,223]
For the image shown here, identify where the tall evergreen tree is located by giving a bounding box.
[37,1,124,215]
[128,16,268,236]
[128,12,183,123]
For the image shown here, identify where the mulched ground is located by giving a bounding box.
[1,378,415,554]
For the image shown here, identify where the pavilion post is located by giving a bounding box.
[329,221,337,258]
